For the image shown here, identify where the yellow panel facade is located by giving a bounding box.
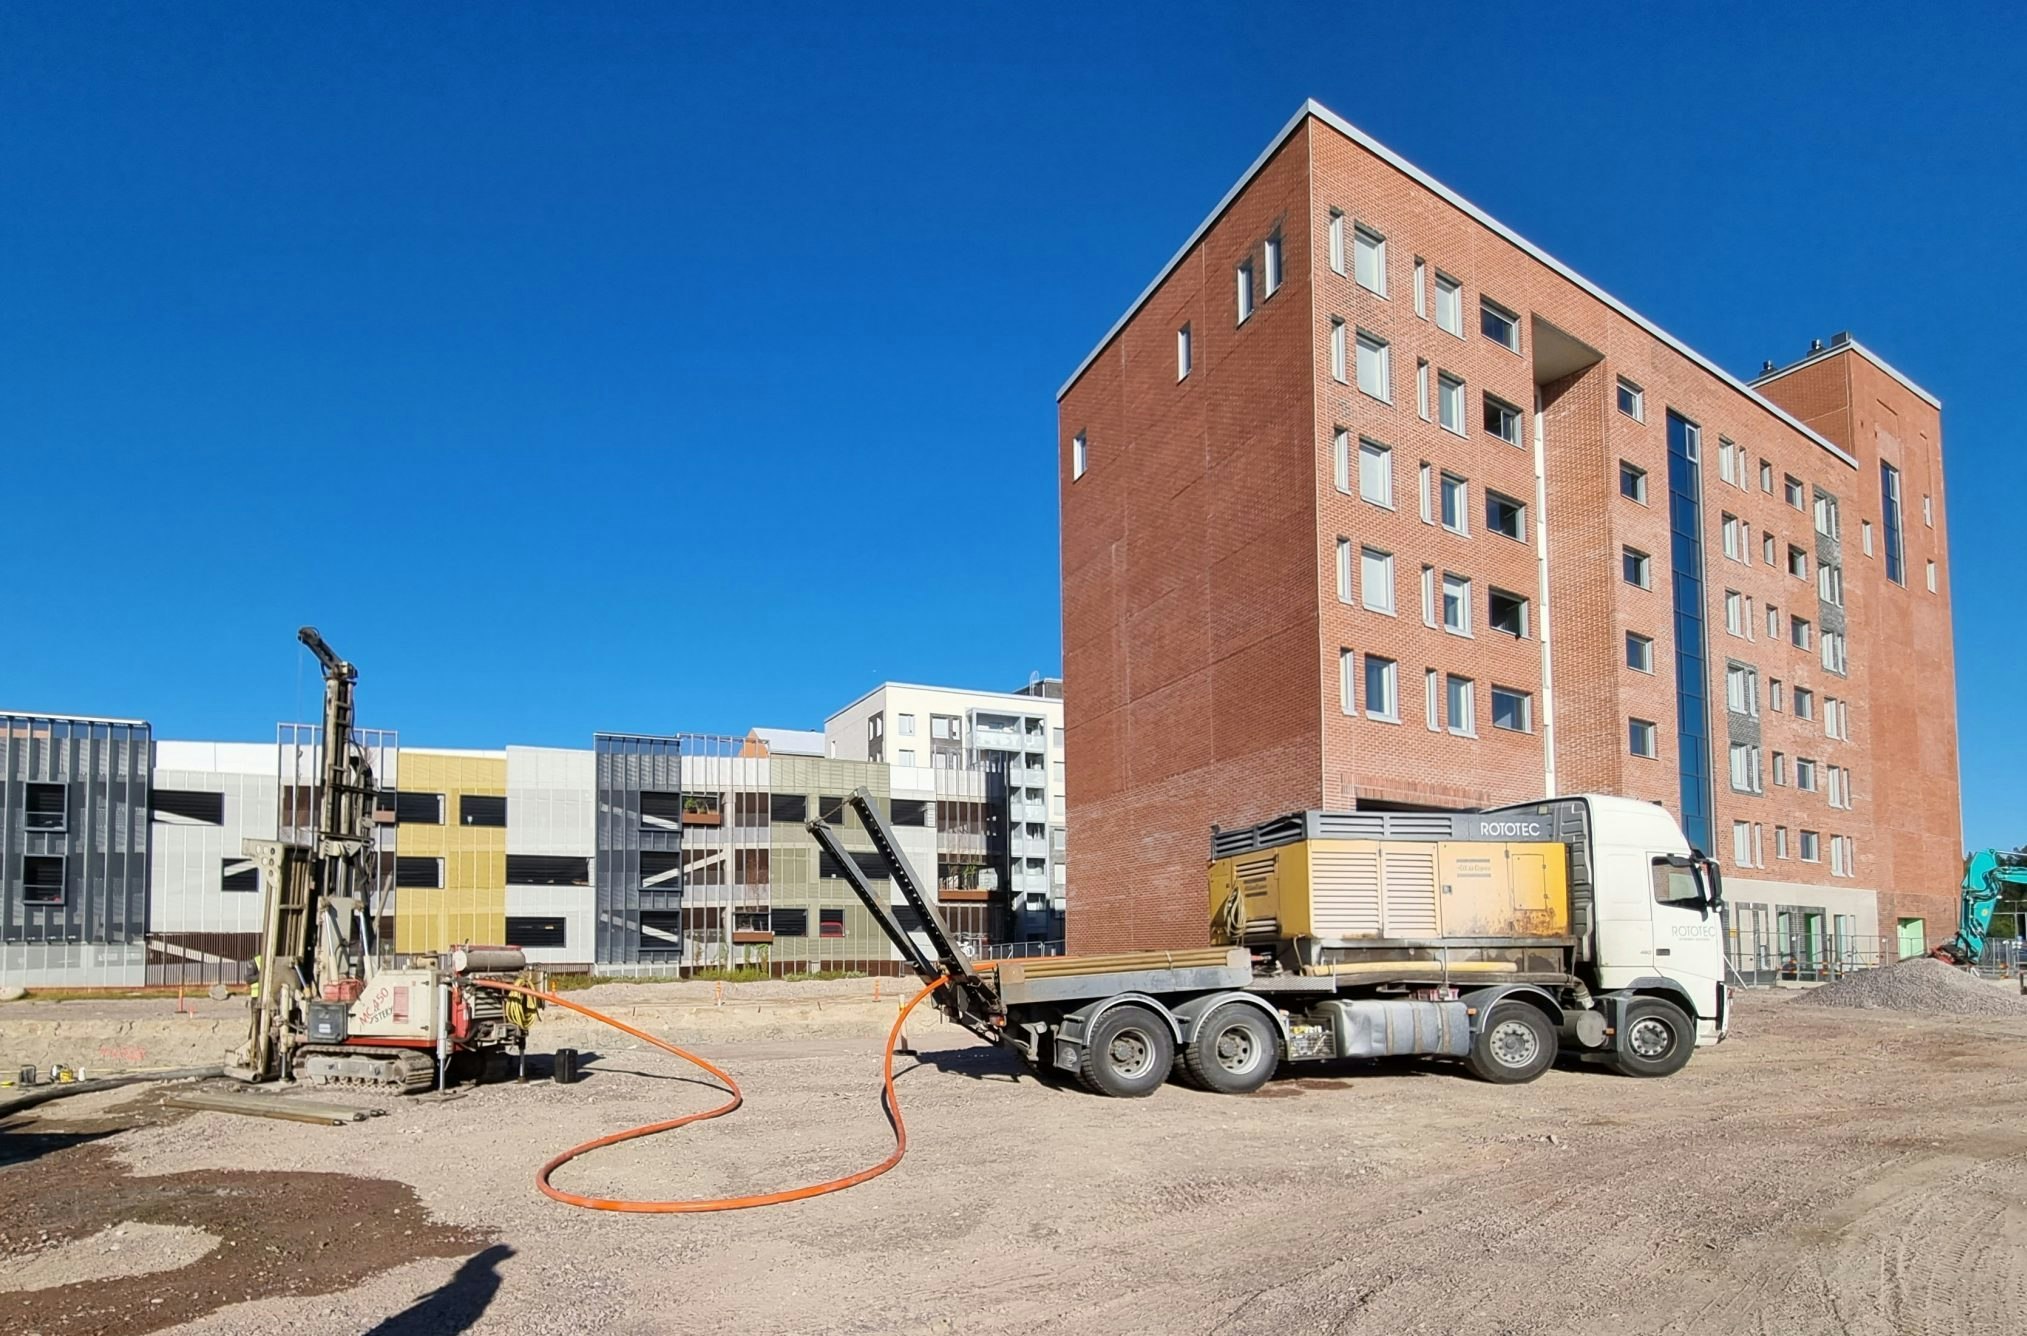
[392,751,508,954]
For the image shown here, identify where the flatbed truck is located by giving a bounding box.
[810,788,1727,1096]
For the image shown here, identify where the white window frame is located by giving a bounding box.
[1364,655,1400,723]
[1416,358,1430,420]
[1629,718,1658,758]
[1488,588,1529,639]
[1353,224,1388,297]
[1485,490,1526,542]
[1339,648,1357,715]
[1328,210,1346,274]
[1236,259,1255,323]
[1177,322,1192,380]
[1441,572,1472,635]
[1623,547,1652,589]
[1799,830,1821,864]
[1439,472,1469,535]
[1483,392,1521,445]
[1072,431,1087,481]
[1620,461,1647,504]
[1264,231,1283,296]
[1361,547,1395,614]
[1626,633,1654,673]
[1616,377,1644,422]
[1479,297,1520,352]
[1335,537,1354,604]
[1413,257,1427,318]
[1437,372,1466,435]
[1330,317,1348,383]
[1434,272,1463,336]
[1446,675,1476,737]
[1491,685,1532,734]
[1359,437,1393,507]
[1333,428,1352,494]
[1355,330,1392,402]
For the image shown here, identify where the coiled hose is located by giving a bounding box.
[467,974,949,1212]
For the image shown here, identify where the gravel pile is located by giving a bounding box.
[1796,957,2027,1017]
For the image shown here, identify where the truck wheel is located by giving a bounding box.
[1465,1003,1557,1084]
[1077,1005,1174,1098]
[1608,998,1694,1078]
[1182,1003,1279,1095]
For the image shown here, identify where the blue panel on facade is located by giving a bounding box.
[1666,413,1713,854]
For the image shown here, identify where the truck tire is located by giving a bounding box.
[1077,1004,1174,1098]
[1464,1003,1557,1084]
[1608,997,1694,1078]
[1181,1003,1279,1095]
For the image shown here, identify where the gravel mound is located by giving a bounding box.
[1796,957,2027,1017]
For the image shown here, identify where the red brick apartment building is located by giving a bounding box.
[1057,101,1958,970]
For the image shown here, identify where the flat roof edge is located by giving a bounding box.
[1057,99,1867,471]
[1751,338,1942,410]
[0,710,151,727]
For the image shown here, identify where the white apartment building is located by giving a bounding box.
[823,680,1067,944]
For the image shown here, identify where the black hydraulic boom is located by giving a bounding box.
[805,787,999,1038]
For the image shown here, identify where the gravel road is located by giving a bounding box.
[5,991,2026,1336]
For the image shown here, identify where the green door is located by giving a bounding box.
[1896,917,1926,960]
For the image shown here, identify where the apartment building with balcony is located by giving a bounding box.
[1056,101,1959,970]
[823,680,1067,945]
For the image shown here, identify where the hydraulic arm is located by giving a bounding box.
[1932,848,2027,967]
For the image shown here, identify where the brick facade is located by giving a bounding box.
[1059,102,1960,954]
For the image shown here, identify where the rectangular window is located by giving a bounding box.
[396,791,444,825]
[1790,616,1812,650]
[1333,428,1351,493]
[1766,603,1780,638]
[1926,559,1937,592]
[1364,655,1399,721]
[892,798,930,827]
[1416,358,1430,420]
[1264,231,1283,295]
[1353,224,1387,295]
[1794,686,1815,721]
[819,907,846,939]
[1328,210,1345,273]
[1728,743,1762,794]
[1620,461,1647,503]
[1796,757,1818,792]
[1785,475,1805,509]
[25,782,68,831]
[1359,437,1392,505]
[1419,462,1433,523]
[1236,260,1255,323]
[1413,258,1427,316]
[1770,679,1784,712]
[1441,572,1472,633]
[1776,826,1790,859]
[1629,718,1658,758]
[507,855,591,886]
[1072,431,1087,480]
[505,916,568,948]
[1437,373,1466,434]
[1787,544,1808,579]
[1420,564,1437,626]
[217,856,260,893]
[1880,461,1906,584]
[1923,494,1933,527]
[769,907,808,938]
[1361,547,1395,613]
[1616,377,1644,421]
[1425,668,1440,731]
[1626,632,1654,672]
[1336,537,1354,603]
[769,792,808,823]
[23,854,64,904]
[1732,821,1753,868]
[1724,590,1745,637]
[1440,472,1468,533]
[1434,273,1463,335]
[1177,323,1192,379]
[1819,561,1843,606]
[1339,648,1357,715]
[1485,490,1526,541]
[1800,830,1821,863]
[459,794,507,828]
[1721,513,1744,562]
[151,788,225,825]
[1821,629,1846,675]
[1815,493,1841,538]
[1483,392,1522,445]
[395,855,443,889]
[896,748,916,766]
[1446,675,1476,736]
[1623,547,1651,588]
[1725,663,1758,716]
[1330,317,1348,382]
[1491,685,1532,732]
[1773,751,1788,786]
[1488,588,1529,638]
[1355,330,1391,400]
[1718,439,1737,487]
[1479,298,1520,351]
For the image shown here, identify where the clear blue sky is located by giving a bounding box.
[2,3,2020,847]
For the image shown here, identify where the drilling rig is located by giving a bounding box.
[229,627,538,1092]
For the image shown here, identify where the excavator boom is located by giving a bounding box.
[1933,848,2027,967]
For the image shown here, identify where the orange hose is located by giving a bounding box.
[467,975,949,1212]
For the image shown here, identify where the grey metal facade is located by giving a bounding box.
[0,714,153,984]
[593,732,685,965]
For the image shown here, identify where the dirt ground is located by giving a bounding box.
[4,990,2026,1336]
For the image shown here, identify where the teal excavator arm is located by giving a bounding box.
[1932,849,2027,967]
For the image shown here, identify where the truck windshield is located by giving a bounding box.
[1650,859,1702,907]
